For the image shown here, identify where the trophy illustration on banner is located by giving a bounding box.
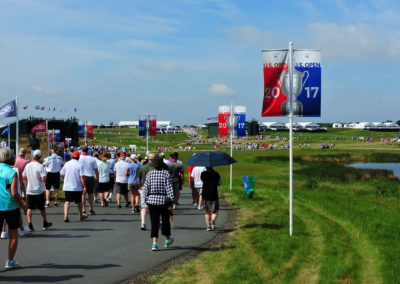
[277,69,309,116]
[226,114,238,137]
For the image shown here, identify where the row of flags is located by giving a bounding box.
[24,105,78,112]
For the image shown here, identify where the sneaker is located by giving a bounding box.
[135,205,140,213]
[192,202,196,206]
[80,215,88,221]
[89,210,95,215]
[206,227,212,231]
[117,204,122,209]
[164,236,175,248]
[45,202,50,208]
[19,227,29,236]
[54,202,59,207]
[82,210,86,215]
[28,223,34,232]
[131,208,135,214]
[5,259,19,269]
[64,217,70,223]
[140,223,146,231]
[211,220,216,231]
[152,243,159,251]
[1,232,8,239]
[125,201,131,207]
[42,222,52,230]
[194,203,198,207]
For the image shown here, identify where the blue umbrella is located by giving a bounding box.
[185,151,237,167]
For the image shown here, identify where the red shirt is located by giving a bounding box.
[14,156,30,176]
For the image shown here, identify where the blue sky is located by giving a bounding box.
[1,0,400,125]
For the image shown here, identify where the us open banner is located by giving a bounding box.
[261,50,321,117]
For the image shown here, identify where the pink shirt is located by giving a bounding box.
[14,156,30,176]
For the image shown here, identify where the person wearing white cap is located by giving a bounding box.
[22,150,52,232]
[43,149,64,207]
[125,154,141,213]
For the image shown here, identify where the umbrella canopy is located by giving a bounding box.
[185,151,237,167]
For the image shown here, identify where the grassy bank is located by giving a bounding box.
[151,149,400,284]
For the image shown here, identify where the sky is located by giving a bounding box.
[1,0,400,126]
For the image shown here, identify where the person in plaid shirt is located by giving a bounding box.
[143,155,175,251]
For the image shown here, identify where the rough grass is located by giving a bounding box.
[151,149,400,284]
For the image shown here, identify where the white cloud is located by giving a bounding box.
[30,85,59,95]
[307,23,400,59]
[207,83,235,96]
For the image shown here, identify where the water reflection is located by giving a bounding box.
[348,163,400,179]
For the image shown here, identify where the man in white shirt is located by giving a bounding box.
[114,153,130,208]
[78,146,99,215]
[190,166,206,210]
[22,150,52,231]
[95,153,110,207]
[60,151,87,222]
[43,149,64,207]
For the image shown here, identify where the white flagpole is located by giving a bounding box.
[289,42,294,236]
[146,115,149,152]
[230,102,233,190]
[46,120,50,156]
[15,96,19,156]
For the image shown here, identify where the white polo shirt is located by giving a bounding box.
[23,161,46,195]
[43,154,64,173]
[114,160,128,183]
[60,159,84,191]
[78,154,98,177]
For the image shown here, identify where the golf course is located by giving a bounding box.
[88,127,400,283]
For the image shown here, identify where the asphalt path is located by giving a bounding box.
[0,187,229,283]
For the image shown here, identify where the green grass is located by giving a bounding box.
[150,149,400,284]
[71,128,400,283]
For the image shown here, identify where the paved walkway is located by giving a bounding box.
[0,188,229,283]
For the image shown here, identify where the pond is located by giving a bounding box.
[348,163,400,179]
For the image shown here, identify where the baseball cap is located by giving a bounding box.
[33,149,42,157]
[130,154,137,159]
[120,153,126,158]
[72,151,80,159]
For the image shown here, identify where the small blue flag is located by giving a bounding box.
[1,126,10,135]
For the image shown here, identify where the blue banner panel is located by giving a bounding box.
[234,113,246,137]
[139,120,147,137]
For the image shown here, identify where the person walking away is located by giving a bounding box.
[0,148,27,268]
[78,145,99,215]
[126,154,141,213]
[43,149,64,207]
[106,152,116,202]
[190,166,206,210]
[95,153,111,207]
[137,154,156,230]
[22,150,52,232]
[27,133,40,160]
[13,148,30,235]
[166,153,184,209]
[200,167,221,231]
[143,156,175,251]
[114,153,130,208]
[60,151,88,222]
[188,162,195,206]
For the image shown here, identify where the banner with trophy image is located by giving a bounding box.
[261,49,321,117]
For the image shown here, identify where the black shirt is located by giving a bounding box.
[201,170,220,201]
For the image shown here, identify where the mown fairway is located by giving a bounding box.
[139,130,399,284]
